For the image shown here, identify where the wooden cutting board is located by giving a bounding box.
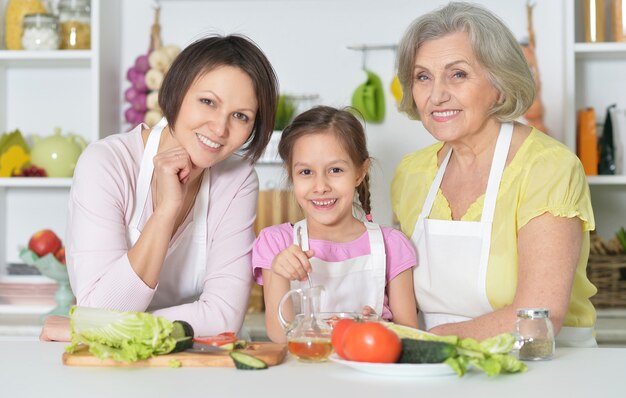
[62,342,287,368]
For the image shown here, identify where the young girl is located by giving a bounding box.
[252,106,418,343]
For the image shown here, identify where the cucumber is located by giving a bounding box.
[172,320,194,339]
[170,320,194,353]
[220,340,248,351]
[230,352,268,370]
[398,339,457,364]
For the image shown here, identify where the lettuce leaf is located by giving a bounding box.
[384,322,527,377]
[65,306,177,363]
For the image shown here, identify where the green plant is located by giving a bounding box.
[274,95,297,131]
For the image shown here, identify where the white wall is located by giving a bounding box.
[118,0,566,226]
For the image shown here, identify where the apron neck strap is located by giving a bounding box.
[481,122,513,223]
[129,117,169,228]
[420,146,452,219]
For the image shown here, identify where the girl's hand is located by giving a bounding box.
[360,305,380,320]
[152,146,194,215]
[271,244,315,281]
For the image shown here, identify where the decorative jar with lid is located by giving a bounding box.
[58,0,90,49]
[21,13,59,50]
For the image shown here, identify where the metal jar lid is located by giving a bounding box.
[517,308,550,319]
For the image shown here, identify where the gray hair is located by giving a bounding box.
[397,2,535,121]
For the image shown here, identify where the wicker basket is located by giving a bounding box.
[587,254,626,308]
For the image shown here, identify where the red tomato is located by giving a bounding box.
[342,322,401,363]
[331,319,355,359]
[28,229,62,257]
[193,332,238,346]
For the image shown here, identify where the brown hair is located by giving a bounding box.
[159,34,279,162]
[397,2,534,121]
[278,106,373,217]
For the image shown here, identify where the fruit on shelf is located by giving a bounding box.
[12,165,47,177]
[28,229,62,257]
[55,247,66,265]
[0,129,31,177]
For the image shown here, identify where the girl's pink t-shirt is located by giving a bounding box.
[252,223,416,321]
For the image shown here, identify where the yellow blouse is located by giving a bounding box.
[391,129,597,328]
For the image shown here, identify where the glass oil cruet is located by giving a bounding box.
[278,285,333,362]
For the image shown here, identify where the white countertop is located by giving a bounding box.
[0,342,624,398]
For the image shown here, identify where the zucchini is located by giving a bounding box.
[230,352,268,370]
[398,339,457,364]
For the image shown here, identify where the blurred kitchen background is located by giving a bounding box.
[0,0,625,345]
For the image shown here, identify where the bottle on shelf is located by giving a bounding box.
[611,0,626,41]
[599,104,617,175]
[583,0,606,43]
[577,107,599,176]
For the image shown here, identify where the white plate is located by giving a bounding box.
[329,354,456,377]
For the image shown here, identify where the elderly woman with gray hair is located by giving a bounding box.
[391,2,597,347]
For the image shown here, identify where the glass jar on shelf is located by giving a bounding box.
[21,13,59,50]
[58,0,91,49]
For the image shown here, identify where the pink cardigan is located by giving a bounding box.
[66,126,257,336]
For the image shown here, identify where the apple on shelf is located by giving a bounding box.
[20,229,74,316]
[28,229,62,258]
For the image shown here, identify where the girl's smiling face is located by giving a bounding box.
[171,65,258,168]
[411,31,500,144]
[291,130,367,234]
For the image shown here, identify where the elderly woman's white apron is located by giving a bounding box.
[410,122,595,347]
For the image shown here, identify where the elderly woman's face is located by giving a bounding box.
[411,31,500,143]
[174,65,258,169]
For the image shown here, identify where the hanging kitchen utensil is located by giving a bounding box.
[352,69,386,123]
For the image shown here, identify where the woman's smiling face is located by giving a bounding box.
[411,31,500,143]
[172,65,258,168]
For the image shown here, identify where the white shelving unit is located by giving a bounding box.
[0,0,121,279]
[565,0,626,240]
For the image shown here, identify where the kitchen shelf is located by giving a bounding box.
[566,0,626,240]
[574,42,626,58]
[0,0,121,278]
[0,178,72,188]
[587,175,626,185]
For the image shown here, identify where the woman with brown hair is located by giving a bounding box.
[41,34,279,340]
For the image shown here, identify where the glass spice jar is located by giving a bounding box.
[515,308,555,361]
[58,0,90,49]
[21,13,59,50]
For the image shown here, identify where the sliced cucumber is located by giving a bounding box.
[230,352,268,370]
[172,320,194,339]
[172,336,193,353]
[170,320,194,353]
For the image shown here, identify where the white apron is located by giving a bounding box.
[291,219,386,315]
[411,122,596,347]
[127,117,210,310]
